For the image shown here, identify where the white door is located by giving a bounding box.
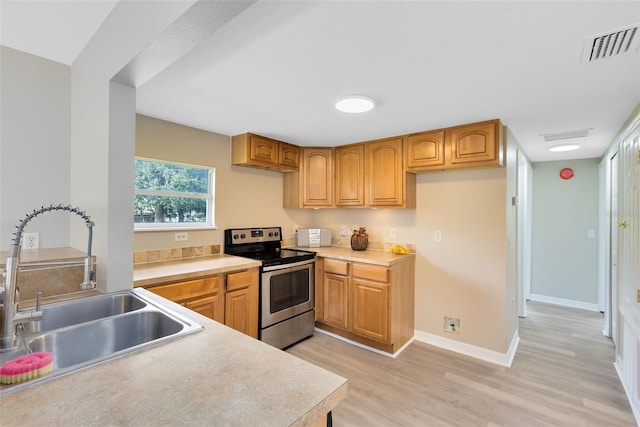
[618,135,639,316]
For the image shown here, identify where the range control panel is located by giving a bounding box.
[226,227,281,245]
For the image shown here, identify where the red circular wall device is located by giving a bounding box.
[559,168,574,180]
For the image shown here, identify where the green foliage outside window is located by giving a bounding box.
[134,158,214,228]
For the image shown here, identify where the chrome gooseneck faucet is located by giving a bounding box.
[0,204,96,351]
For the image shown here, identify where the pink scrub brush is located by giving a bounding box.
[0,352,53,384]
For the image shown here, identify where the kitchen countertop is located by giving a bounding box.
[134,254,261,287]
[291,246,415,266]
[0,289,348,426]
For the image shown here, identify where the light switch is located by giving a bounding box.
[587,229,595,238]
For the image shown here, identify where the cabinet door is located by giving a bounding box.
[335,144,365,206]
[225,288,254,337]
[225,269,259,339]
[447,120,499,166]
[366,137,404,206]
[148,276,220,301]
[279,142,300,169]
[185,294,224,324]
[406,130,445,171]
[250,134,278,165]
[302,148,334,207]
[351,278,390,344]
[227,269,257,292]
[323,273,349,329]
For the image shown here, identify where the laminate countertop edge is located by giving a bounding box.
[0,288,349,426]
[133,254,261,287]
[290,246,416,266]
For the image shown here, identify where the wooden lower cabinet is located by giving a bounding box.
[147,268,259,339]
[185,294,224,324]
[351,278,389,343]
[316,257,414,354]
[225,269,259,338]
[323,272,349,329]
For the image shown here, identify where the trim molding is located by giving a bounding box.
[528,293,599,312]
[313,328,414,359]
[413,329,520,367]
[614,306,640,425]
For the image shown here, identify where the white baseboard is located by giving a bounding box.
[413,329,520,367]
[528,293,600,312]
[313,327,414,358]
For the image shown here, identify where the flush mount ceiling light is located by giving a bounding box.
[335,95,375,113]
[548,144,580,152]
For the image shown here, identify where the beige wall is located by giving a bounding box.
[309,168,510,353]
[135,115,312,251]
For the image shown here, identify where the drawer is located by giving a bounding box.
[227,269,256,292]
[148,276,220,302]
[352,263,388,283]
[324,259,349,276]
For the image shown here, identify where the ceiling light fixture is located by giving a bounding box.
[335,95,375,113]
[548,144,580,152]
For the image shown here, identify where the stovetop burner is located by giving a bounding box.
[224,227,316,267]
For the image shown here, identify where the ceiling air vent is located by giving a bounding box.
[582,24,639,62]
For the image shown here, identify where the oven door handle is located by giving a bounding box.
[262,258,315,272]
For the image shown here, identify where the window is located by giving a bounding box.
[134,158,215,230]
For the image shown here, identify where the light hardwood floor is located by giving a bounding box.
[287,302,637,426]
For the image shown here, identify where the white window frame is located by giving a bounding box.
[134,157,216,231]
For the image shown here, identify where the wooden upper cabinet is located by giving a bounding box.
[303,148,334,207]
[406,130,445,171]
[231,133,299,172]
[448,120,502,167]
[283,147,334,208]
[279,141,300,169]
[335,144,365,206]
[366,137,414,207]
[405,119,504,171]
[250,134,278,164]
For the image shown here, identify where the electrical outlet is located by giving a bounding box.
[444,316,460,334]
[23,232,40,249]
[339,226,348,237]
[389,228,396,240]
[434,230,442,242]
[174,232,188,242]
[294,225,299,234]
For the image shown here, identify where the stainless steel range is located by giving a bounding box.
[224,227,316,349]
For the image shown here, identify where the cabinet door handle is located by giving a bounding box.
[618,220,628,228]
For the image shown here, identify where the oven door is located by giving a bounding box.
[261,259,314,328]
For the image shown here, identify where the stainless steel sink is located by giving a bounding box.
[28,311,185,369]
[21,292,147,333]
[0,289,202,395]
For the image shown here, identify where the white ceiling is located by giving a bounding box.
[2,1,639,162]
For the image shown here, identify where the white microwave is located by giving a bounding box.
[296,228,331,247]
